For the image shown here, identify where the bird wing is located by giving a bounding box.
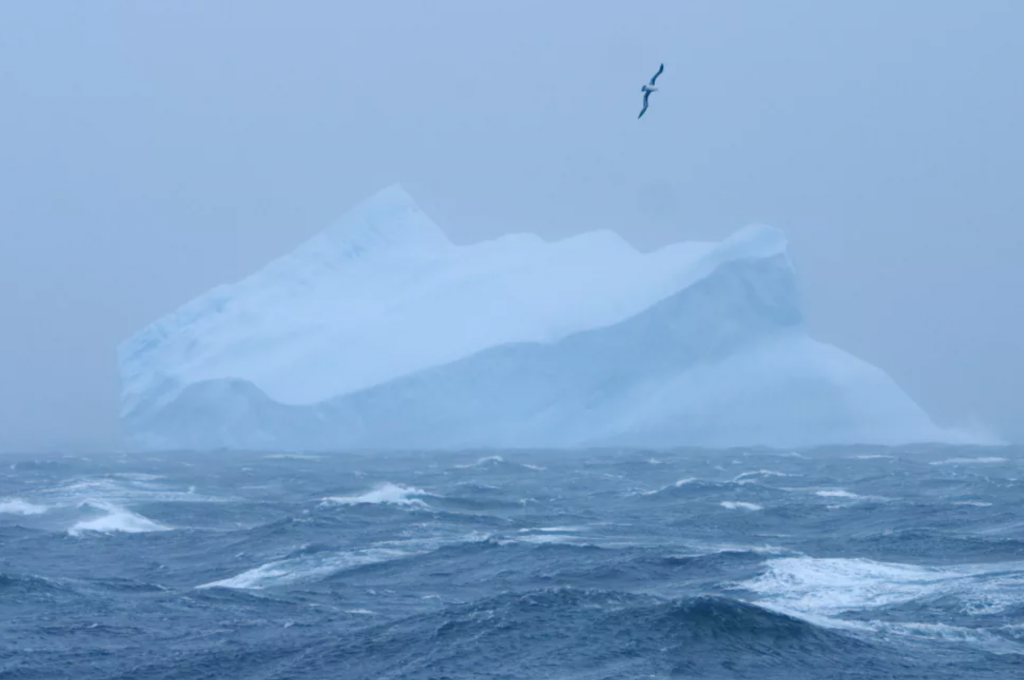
[649,63,664,85]
[638,92,650,118]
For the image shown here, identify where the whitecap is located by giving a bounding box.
[733,470,791,483]
[0,498,49,515]
[867,620,1024,655]
[69,502,170,536]
[454,455,505,469]
[518,526,583,533]
[742,556,1024,620]
[514,533,587,545]
[198,533,484,589]
[636,477,698,496]
[48,476,226,504]
[930,457,1007,466]
[720,501,763,511]
[199,547,409,589]
[454,455,545,471]
[815,489,861,499]
[321,482,431,508]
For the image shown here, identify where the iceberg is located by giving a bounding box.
[118,184,954,451]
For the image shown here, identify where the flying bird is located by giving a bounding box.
[638,63,664,119]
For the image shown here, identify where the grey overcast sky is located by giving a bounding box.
[1,0,1022,451]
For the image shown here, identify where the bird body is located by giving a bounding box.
[638,63,664,119]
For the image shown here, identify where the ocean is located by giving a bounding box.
[1,445,1022,679]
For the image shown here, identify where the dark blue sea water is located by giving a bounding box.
[2,445,1023,679]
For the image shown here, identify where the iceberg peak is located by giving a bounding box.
[718,223,788,259]
[303,183,452,261]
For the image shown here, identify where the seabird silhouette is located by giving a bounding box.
[638,63,664,119]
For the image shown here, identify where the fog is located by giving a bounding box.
[1,0,1021,451]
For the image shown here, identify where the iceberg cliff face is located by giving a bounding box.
[119,184,951,450]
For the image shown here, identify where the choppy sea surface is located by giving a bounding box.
[2,445,1023,679]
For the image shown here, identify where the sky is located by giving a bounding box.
[1,0,1022,451]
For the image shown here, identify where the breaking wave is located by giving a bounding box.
[930,457,1008,466]
[321,482,432,508]
[740,555,1024,652]
[721,501,763,511]
[0,498,49,515]
[68,501,171,536]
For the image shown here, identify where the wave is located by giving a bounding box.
[452,481,502,492]
[740,555,1024,649]
[283,589,887,679]
[930,457,1008,466]
[519,525,586,533]
[109,472,166,481]
[453,455,546,471]
[815,489,863,499]
[745,556,963,615]
[427,493,526,515]
[0,498,49,515]
[202,531,787,595]
[513,527,593,545]
[198,526,686,592]
[733,470,793,483]
[321,482,432,508]
[454,455,507,469]
[839,529,1024,561]
[68,501,171,536]
[662,547,791,574]
[82,577,169,594]
[636,478,708,496]
[0,572,72,596]
[198,546,413,589]
[44,476,226,505]
[861,620,1024,655]
[638,477,788,503]
[198,532,490,590]
[720,501,763,511]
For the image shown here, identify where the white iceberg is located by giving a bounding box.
[118,184,957,450]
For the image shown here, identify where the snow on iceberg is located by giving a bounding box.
[118,184,958,450]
